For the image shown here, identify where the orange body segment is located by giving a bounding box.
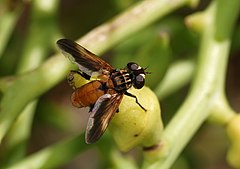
[71,80,105,108]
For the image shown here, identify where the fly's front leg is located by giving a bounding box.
[69,70,91,80]
[67,70,91,90]
[67,71,77,90]
[124,91,147,111]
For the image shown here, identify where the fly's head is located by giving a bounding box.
[126,62,149,89]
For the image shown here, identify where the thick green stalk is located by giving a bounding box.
[143,0,240,168]
[78,0,193,53]
[110,149,138,169]
[0,0,60,166]
[0,5,23,58]
[0,53,69,142]
[0,102,36,167]
[154,60,194,99]
[5,135,88,169]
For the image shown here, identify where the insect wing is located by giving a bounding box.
[57,39,114,77]
[85,93,123,144]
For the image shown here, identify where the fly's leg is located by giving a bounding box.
[89,105,94,113]
[67,71,77,90]
[79,71,91,80]
[68,70,91,80]
[98,82,109,93]
[124,91,147,111]
[68,70,91,89]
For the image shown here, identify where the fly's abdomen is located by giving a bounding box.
[71,80,105,108]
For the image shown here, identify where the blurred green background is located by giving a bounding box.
[0,0,240,169]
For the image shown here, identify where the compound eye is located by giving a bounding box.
[127,62,139,71]
[133,74,145,89]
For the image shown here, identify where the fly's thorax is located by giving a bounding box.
[111,69,133,92]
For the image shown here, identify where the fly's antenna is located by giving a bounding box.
[143,66,151,74]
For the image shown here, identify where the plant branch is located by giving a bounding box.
[154,59,195,99]
[0,4,23,58]
[77,0,194,53]
[143,0,240,168]
[0,0,60,166]
[5,134,88,169]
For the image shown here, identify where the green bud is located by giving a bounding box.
[226,115,240,169]
[109,86,163,152]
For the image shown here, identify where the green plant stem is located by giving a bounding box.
[0,5,23,58]
[0,102,36,167]
[154,60,194,99]
[143,0,240,168]
[17,0,60,73]
[0,0,60,166]
[0,76,16,92]
[110,149,138,169]
[77,0,194,53]
[5,134,88,169]
[0,0,195,143]
[209,91,235,125]
[153,59,235,125]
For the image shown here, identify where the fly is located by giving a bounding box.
[57,39,149,144]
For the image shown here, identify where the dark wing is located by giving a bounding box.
[57,39,114,77]
[85,93,123,144]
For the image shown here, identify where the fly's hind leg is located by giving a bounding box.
[68,70,91,89]
[124,91,147,111]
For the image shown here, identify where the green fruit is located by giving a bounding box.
[109,86,163,152]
